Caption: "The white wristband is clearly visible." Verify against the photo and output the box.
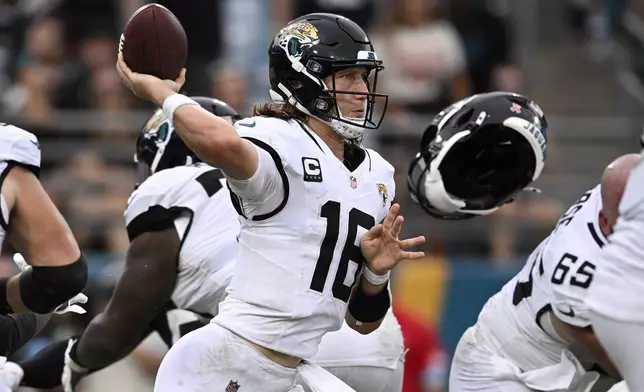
[362,267,390,286]
[162,93,199,123]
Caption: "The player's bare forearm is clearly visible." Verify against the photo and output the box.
[147,84,257,179]
[8,167,80,268]
[75,228,178,370]
[75,312,150,369]
[3,168,86,314]
[171,105,258,180]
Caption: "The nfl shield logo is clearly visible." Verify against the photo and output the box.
[350,176,358,189]
[226,380,240,392]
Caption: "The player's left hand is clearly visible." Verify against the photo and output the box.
[12,253,88,315]
[360,203,425,275]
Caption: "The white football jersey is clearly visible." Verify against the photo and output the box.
[124,163,239,317]
[310,308,404,370]
[0,123,41,251]
[473,185,607,370]
[587,155,644,322]
[214,117,395,359]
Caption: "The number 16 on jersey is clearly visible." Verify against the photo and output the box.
[309,201,376,303]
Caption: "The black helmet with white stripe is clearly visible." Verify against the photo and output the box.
[268,13,388,140]
[135,96,241,183]
[407,92,548,220]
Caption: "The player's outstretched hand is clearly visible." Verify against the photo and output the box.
[360,203,425,275]
[116,53,185,103]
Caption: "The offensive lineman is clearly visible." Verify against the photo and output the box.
[118,13,425,392]
[587,151,644,391]
[449,153,640,392]
[0,123,88,390]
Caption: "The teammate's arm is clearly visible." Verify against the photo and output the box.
[1,166,86,314]
[551,316,621,379]
[17,227,178,389]
[72,227,179,371]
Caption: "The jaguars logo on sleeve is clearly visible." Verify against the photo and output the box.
[377,183,388,206]
[277,22,320,58]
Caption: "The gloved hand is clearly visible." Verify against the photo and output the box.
[12,253,88,315]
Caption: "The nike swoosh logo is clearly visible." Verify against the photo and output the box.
[30,140,41,150]
[237,121,256,128]
[556,306,575,317]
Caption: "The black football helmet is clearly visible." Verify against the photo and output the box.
[135,96,242,184]
[407,92,548,220]
[268,13,388,139]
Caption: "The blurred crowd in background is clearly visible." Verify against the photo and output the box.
[0,0,642,391]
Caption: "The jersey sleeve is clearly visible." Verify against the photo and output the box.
[225,118,288,220]
[0,124,41,175]
[124,173,191,241]
[548,246,595,328]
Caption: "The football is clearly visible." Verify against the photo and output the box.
[119,3,187,80]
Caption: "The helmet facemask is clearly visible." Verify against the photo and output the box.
[313,60,388,140]
[272,59,388,140]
